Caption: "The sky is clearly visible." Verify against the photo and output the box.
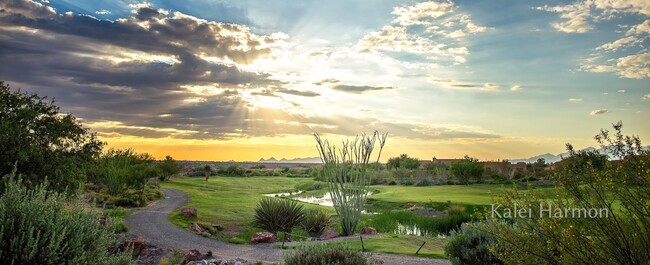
[0,0,649,162]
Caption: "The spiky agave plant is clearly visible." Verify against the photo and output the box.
[314,131,387,236]
[253,197,305,238]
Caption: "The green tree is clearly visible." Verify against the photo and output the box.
[386,154,421,170]
[449,156,485,184]
[0,81,103,191]
[158,155,183,181]
[203,165,211,181]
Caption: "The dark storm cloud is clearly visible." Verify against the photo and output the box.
[332,84,393,93]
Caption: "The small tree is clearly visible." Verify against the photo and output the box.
[386,154,421,169]
[203,165,211,181]
[314,131,387,235]
[158,155,183,181]
[449,156,484,184]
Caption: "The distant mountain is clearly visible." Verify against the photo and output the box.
[509,147,605,164]
[259,157,322,163]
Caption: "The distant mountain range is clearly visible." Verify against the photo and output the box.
[258,157,322,163]
[508,146,650,164]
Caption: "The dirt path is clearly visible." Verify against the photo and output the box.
[124,188,450,265]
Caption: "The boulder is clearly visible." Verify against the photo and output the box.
[319,229,340,240]
[122,239,146,256]
[182,249,202,264]
[250,232,277,244]
[406,203,416,209]
[98,216,107,226]
[360,227,378,235]
[181,207,197,218]
[188,223,204,233]
[211,223,224,231]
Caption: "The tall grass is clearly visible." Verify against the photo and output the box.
[366,211,472,236]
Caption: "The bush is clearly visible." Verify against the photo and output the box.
[284,244,368,265]
[302,209,333,238]
[445,222,502,265]
[446,203,466,216]
[253,197,305,237]
[0,173,131,265]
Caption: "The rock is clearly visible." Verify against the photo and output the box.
[360,227,378,235]
[406,203,416,209]
[181,207,197,218]
[98,216,107,226]
[211,223,224,231]
[250,232,277,244]
[188,223,204,233]
[183,249,202,264]
[123,239,146,256]
[319,229,340,240]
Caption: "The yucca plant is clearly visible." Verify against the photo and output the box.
[302,209,333,238]
[253,197,305,239]
[314,131,387,236]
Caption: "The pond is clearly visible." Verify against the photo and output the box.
[393,222,448,238]
[263,190,304,197]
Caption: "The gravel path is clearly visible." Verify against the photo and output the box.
[124,188,450,265]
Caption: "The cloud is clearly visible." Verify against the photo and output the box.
[332,84,393,94]
[643,93,650,100]
[276,89,320,97]
[95,9,111,15]
[568,98,583,102]
[356,0,488,65]
[590,109,609,115]
[618,89,626,93]
[483,83,499,91]
[510,85,523,91]
[538,1,650,79]
[313,78,340,86]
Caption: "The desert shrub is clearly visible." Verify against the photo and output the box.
[386,154,420,170]
[112,221,129,233]
[445,222,502,265]
[284,244,368,265]
[296,182,325,191]
[253,197,305,237]
[449,156,484,184]
[392,168,414,184]
[0,173,131,265]
[302,209,333,237]
[415,177,433,186]
[481,122,650,264]
[446,204,466,216]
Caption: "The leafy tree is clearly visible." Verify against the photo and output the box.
[480,122,650,264]
[203,165,211,181]
[449,156,485,184]
[0,81,103,191]
[158,155,183,181]
[386,154,421,170]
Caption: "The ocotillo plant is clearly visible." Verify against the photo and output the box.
[314,131,387,235]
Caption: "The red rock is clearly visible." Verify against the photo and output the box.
[250,232,277,244]
[360,227,377,235]
[182,249,202,264]
[180,207,197,218]
[188,223,204,233]
[319,229,340,240]
[98,216,107,226]
[123,239,145,256]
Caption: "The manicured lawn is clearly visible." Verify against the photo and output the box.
[293,235,447,259]
[370,184,559,205]
[161,176,330,243]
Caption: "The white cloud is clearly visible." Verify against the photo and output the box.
[510,85,523,91]
[356,0,488,65]
[483,83,499,91]
[568,98,583,102]
[618,89,625,93]
[538,1,650,79]
[95,9,111,15]
[590,109,609,115]
[643,93,650,100]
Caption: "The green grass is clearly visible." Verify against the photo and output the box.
[161,176,331,243]
[370,184,559,205]
[292,235,447,259]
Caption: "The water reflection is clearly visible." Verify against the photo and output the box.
[263,190,304,197]
[393,222,447,238]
